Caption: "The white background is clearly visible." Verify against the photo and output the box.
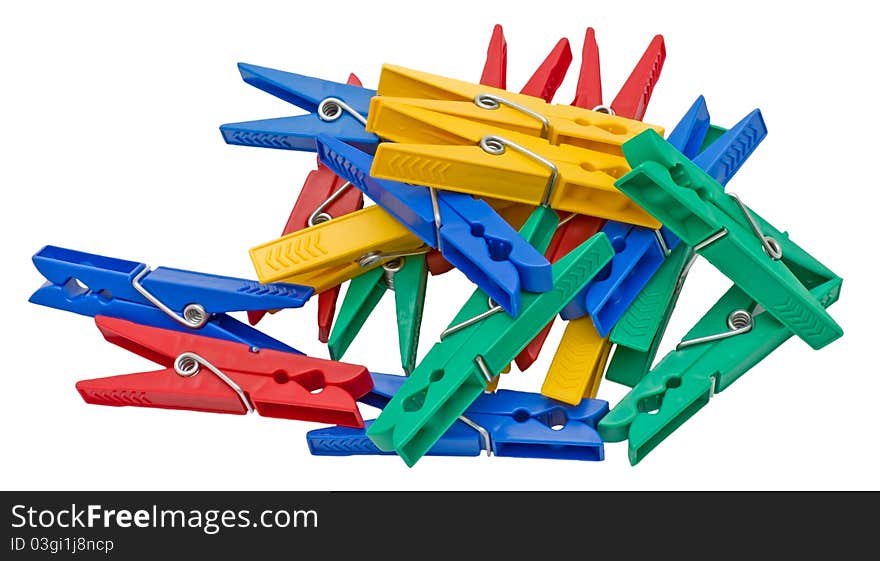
[1,1,877,490]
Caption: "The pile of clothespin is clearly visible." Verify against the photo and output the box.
[29,25,843,466]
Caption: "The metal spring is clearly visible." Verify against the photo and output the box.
[479,135,559,206]
[474,93,550,138]
[382,258,404,290]
[676,309,755,350]
[317,97,367,127]
[173,352,254,413]
[131,267,209,329]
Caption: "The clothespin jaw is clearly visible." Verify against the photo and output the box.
[480,24,508,89]
[572,27,602,110]
[328,253,428,374]
[616,129,843,349]
[366,230,614,466]
[600,276,841,465]
[77,316,374,427]
[248,205,426,288]
[29,245,311,354]
[366,101,661,228]
[541,316,611,404]
[220,63,378,152]
[520,38,572,102]
[607,106,769,387]
[665,96,711,159]
[609,35,665,121]
[315,134,554,317]
[560,221,666,337]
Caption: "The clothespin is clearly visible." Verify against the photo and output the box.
[365,102,661,228]
[308,373,608,461]
[76,316,373,426]
[372,64,663,157]
[571,28,666,120]
[479,24,507,89]
[328,252,428,374]
[514,213,606,371]
[315,135,553,317]
[540,316,612,405]
[366,71,663,156]
[599,275,842,465]
[365,224,614,466]
[249,205,427,292]
[245,73,366,342]
[608,101,768,387]
[220,63,378,152]
[615,128,843,350]
[29,245,312,354]
[559,220,666,336]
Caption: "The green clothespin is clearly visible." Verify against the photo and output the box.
[608,109,766,387]
[615,128,843,350]
[328,253,428,373]
[599,274,841,465]
[367,208,615,467]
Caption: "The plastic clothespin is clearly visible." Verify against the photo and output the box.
[479,24,507,89]
[76,316,373,426]
[245,73,366,343]
[514,213,606,371]
[540,316,612,405]
[249,205,426,292]
[328,253,428,374]
[315,135,553,317]
[372,64,664,157]
[308,373,608,461]
[608,101,768,387]
[365,225,614,466]
[365,103,661,228]
[572,28,666,121]
[220,63,378,152]
[599,274,842,465]
[29,245,312,354]
[616,129,843,350]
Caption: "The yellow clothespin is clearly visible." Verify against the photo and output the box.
[374,64,663,155]
[366,103,660,228]
[541,317,612,404]
[249,206,426,290]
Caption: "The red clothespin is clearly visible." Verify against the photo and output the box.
[520,37,572,102]
[247,74,365,342]
[514,213,605,371]
[480,24,507,89]
[76,316,373,427]
[572,28,666,121]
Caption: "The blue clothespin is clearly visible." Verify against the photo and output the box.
[316,135,553,316]
[307,373,609,461]
[666,95,711,159]
[29,245,312,353]
[560,220,665,335]
[220,63,379,152]
[560,102,768,334]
